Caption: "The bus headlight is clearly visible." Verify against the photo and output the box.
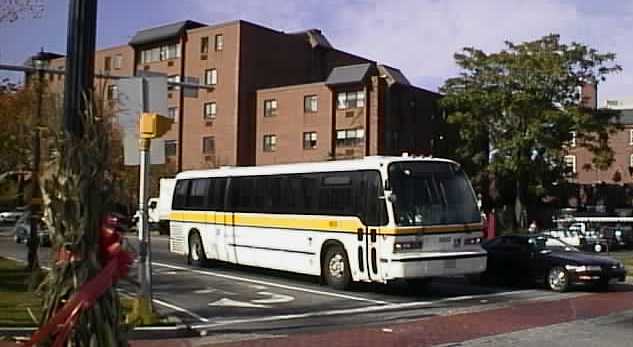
[464,237,482,245]
[394,241,423,252]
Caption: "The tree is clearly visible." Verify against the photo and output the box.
[441,34,621,229]
[0,0,44,22]
[0,81,33,174]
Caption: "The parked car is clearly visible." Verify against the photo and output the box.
[541,229,583,247]
[14,212,50,246]
[482,234,626,292]
[0,207,27,225]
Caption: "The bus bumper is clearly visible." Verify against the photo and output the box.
[383,253,487,280]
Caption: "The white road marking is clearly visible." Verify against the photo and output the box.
[118,289,210,323]
[194,288,217,294]
[191,289,538,330]
[162,271,180,275]
[209,298,270,309]
[153,261,391,305]
[251,291,294,304]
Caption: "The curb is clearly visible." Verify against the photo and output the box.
[0,324,199,340]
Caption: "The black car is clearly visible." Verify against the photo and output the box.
[482,234,626,292]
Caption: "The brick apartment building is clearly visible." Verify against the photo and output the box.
[32,19,441,172]
[565,92,633,185]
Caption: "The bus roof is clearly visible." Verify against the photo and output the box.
[175,156,458,179]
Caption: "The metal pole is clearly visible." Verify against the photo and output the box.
[137,78,153,314]
[137,137,152,309]
[63,0,97,138]
[27,67,43,270]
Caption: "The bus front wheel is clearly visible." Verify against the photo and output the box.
[188,231,208,266]
[323,245,351,290]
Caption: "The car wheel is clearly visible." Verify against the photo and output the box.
[547,266,570,292]
[323,245,351,290]
[594,244,603,253]
[187,231,208,266]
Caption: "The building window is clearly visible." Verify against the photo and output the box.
[336,128,365,147]
[569,131,576,147]
[201,36,209,53]
[202,136,215,154]
[113,54,122,70]
[629,130,633,145]
[215,34,224,51]
[564,155,576,174]
[336,90,365,109]
[263,135,277,152]
[264,99,278,117]
[303,132,318,150]
[630,154,633,169]
[167,75,180,90]
[139,43,180,64]
[106,85,118,101]
[104,56,112,71]
[204,102,217,119]
[304,95,318,113]
[204,68,217,85]
[168,107,178,121]
[165,140,177,157]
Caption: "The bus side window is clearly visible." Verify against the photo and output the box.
[186,179,211,210]
[172,180,190,210]
[364,171,388,226]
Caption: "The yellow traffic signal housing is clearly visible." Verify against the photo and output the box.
[139,112,174,139]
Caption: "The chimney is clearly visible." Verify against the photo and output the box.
[580,79,597,110]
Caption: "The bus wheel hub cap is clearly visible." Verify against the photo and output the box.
[329,254,344,278]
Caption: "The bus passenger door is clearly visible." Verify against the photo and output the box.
[361,171,386,282]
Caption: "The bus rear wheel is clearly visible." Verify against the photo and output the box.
[188,231,208,266]
[323,245,351,290]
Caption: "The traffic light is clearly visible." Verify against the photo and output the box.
[139,112,173,139]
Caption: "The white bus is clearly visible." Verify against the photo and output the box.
[169,156,486,289]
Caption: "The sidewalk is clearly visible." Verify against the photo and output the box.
[3,290,633,347]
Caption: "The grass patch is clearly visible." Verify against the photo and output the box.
[0,257,178,327]
[0,258,44,327]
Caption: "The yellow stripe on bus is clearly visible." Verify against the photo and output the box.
[169,211,483,236]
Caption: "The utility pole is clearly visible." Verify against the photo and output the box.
[63,0,97,138]
[27,55,45,271]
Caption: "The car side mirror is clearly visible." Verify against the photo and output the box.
[388,194,397,203]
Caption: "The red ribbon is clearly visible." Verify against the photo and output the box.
[26,224,133,347]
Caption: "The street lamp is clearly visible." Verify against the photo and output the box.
[26,51,46,270]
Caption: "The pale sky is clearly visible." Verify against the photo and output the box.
[1,0,631,104]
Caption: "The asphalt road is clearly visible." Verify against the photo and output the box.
[1,225,632,337]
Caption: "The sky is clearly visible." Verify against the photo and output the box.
[1,0,632,104]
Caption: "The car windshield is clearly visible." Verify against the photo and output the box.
[388,161,481,226]
[530,236,578,252]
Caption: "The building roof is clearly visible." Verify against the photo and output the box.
[325,63,375,86]
[23,51,64,66]
[289,29,333,49]
[129,20,206,46]
[378,65,410,86]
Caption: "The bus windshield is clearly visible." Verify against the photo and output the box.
[388,161,481,226]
